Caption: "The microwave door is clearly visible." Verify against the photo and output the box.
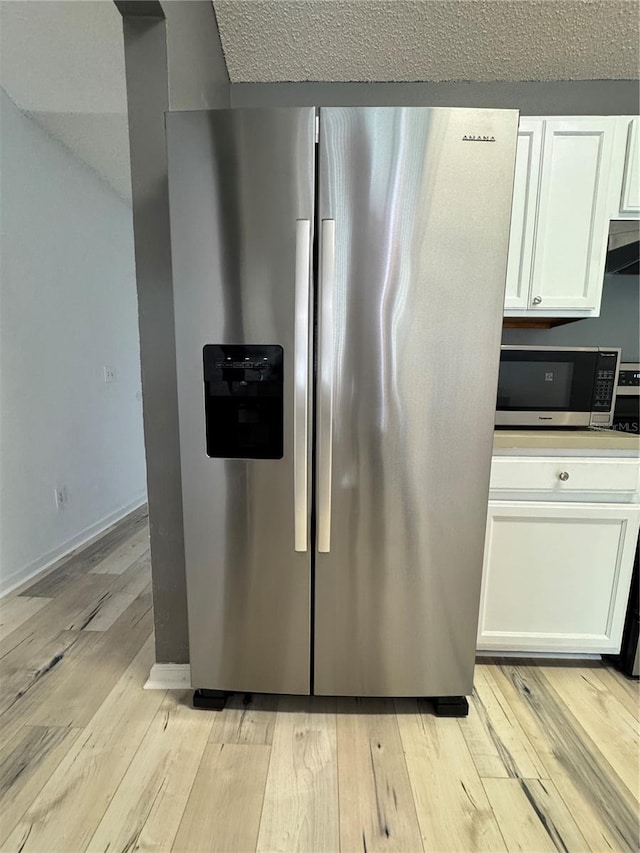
[495,349,598,427]
[497,360,576,410]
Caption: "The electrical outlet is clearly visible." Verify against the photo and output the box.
[104,365,116,383]
[54,486,68,510]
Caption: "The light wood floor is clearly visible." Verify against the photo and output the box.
[0,506,638,852]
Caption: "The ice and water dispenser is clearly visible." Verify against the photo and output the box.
[203,345,284,459]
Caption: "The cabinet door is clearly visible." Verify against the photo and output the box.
[620,117,640,216]
[529,120,615,312]
[477,501,640,653]
[504,121,542,309]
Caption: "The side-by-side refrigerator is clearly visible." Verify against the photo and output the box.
[166,107,518,710]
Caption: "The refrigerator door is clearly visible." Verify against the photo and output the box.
[315,107,518,697]
[167,109,315,694]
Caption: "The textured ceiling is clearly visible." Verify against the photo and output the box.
[0,1,131,199]
[213,0,640,83]
[2,0,637,203]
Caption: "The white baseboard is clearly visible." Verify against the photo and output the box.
[144,663,191,690]
[0,493,147,598]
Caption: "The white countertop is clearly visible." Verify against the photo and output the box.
[493,429,640,457]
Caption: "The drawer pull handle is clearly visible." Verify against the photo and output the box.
[558,471,570,481]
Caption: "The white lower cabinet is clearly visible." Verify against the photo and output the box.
[477,469,640,655]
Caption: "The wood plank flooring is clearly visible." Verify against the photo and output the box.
[0,505,638,852]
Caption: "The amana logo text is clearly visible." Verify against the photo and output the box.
[462,135,496,142]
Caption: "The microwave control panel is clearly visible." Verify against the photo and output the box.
[591,351,619,411]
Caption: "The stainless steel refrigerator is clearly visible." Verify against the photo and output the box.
[166,107,518,712]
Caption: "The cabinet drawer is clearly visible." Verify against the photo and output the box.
[490,457,640,495]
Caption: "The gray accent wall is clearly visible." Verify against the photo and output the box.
[164,1,230,111]
[119,12,187,665]
[502,274,640,361]
[231,80,640,114]
[117,2,230,664]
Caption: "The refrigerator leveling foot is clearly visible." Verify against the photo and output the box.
[432,696,469,717]
[193,689,228,710]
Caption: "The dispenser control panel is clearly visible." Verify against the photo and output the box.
[203,345,283,459]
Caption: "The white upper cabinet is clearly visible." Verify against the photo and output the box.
[504,121,542,310]
[504,117,616,318]
[609,116,640,218]
[530,120,615,312]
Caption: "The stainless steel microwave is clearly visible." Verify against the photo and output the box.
[496,346,621,428]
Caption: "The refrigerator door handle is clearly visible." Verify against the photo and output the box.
[317,219,336,553]
[294,219,311,552]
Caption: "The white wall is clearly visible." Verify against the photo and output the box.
[0,88,147,595]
